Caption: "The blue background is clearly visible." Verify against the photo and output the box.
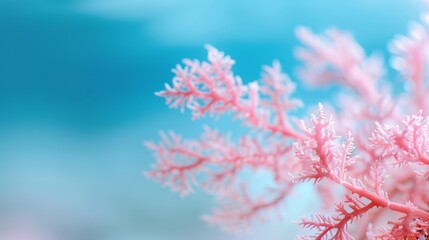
[0,0,424,239]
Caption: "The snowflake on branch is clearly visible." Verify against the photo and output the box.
[146,1,429,239]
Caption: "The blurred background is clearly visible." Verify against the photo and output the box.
[0,0,425,239]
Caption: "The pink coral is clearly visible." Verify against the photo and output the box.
[146,4,429,239]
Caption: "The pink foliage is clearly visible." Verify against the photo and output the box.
[146,4,429,239]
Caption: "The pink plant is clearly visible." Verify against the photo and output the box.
[146,5,429,239]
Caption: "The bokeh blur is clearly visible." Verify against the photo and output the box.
[0,0,425,239]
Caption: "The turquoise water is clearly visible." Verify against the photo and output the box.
[0,0,424,239]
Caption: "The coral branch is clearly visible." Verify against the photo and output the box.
[157,45,302,139]
[147,6,429,237]
[295,27,384,103]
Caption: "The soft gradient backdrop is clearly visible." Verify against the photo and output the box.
[0,0,425,239]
